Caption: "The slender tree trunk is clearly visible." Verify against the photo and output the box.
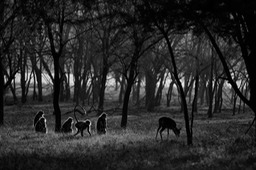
[30,55,43,102]
[119,75,125,103]
[207,55,214,118]
[73,56,80,104]
[214,79,224,113]
[232,94,237,116]
[161,29,192,145]
[81,72,88,104]
[121,80,133,128]
[65,69,71,101]
[10,82,17,103]
[207,80,213,118]
[188,82,194,104]
[59,58,65,102]
[46,20,62,132]
[92,76,100,103]
[33,71,37,100]
[121,59,137,128]
[155,70,165,106]
[166,81,174,107]
[0,60,4,126]
[132,82,136,102]
[191,69,199,138]
[53,56,61,132]
[114,72,120,91]
[136,75,141,106]
[98,61,108,115]
[0,0,5,125]
[145,69,156,112]
[20,48,27,103]
[199,78,206,105]
[243,84,248,113]
[37,61,43,102]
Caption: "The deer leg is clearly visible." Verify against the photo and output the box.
[160,127,165,141]
[156,126,161,140]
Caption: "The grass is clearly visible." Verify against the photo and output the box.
[1,104,256,170]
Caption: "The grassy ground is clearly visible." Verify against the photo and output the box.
[0,104,256,170]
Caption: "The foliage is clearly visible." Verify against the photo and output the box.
[0,0,255,147]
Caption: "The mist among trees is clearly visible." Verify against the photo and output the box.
[1,1,256,169]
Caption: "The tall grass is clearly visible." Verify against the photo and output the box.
[0,106,256,169]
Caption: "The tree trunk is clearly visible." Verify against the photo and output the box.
[121,59,137,128]
[214,79,224,113]
[121,80,133,128]
[232,94,237,116]
[119,75,125,103]
[33,71,37,101]
[114,72,120,91]
[199,78,206,105]
[166,81,174,107]
[136,75,141,106]
[59,58,65,102]
[98,61,108,115]
[30,54,43,102]
[191,70,199,138]
[145,69,156,112]
[0,0,5,126]
[0,60,4,126]
[37,61,43,102]
[10,82,18,103]
[132,82,136,102]
[20,48,27,103]
[92,76,100,104]
[53,56,61,132]
[73,55,80,104]
[162,29,192,145]
[65,69,71,101]
[46,20,62,132]
[155,70,165,106]
[81,72,88,104]
[188,81,194,104]
[207,53,214,118]
[243,84,249,113]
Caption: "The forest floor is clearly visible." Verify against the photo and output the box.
[0,103,256,170]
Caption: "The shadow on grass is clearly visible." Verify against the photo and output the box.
[2,106,256,170]
[0,134,201,170]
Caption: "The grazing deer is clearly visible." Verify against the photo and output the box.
[156,117,181,140]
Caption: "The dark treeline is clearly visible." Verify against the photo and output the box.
[0,0,255,145]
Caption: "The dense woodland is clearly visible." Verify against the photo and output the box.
[0,0,255,147]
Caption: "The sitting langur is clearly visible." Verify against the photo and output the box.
[35,115,47,133]
[61,117,73,133]
[73,106,91,137]
[33,110,44,127]
[96,112,107,135]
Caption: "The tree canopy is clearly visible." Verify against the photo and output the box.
[0,0,255,145]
